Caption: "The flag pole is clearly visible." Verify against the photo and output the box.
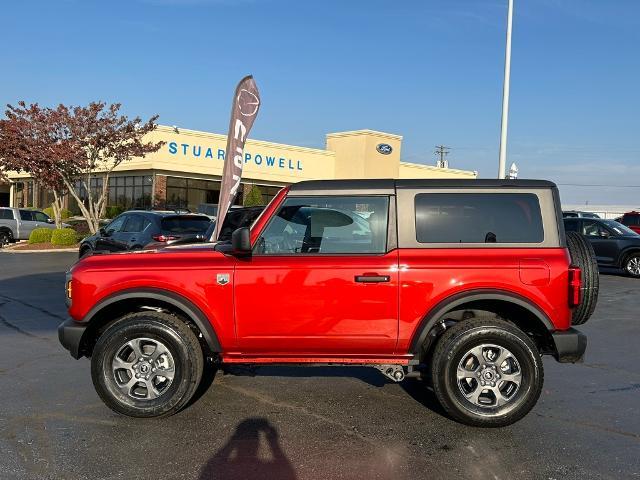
[498,0,514,179]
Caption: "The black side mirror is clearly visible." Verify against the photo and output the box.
[231,227,251,257]
[46,218,54,224]
[99,227,109,237]
[599,230,611,238]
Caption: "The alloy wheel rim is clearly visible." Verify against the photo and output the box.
[456,343,522,409]
[627,257,640,276]
[111,337,175,400]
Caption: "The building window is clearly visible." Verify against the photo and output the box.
[13,182,24,208]
[166,177,242,212]
[69,175,152,214]
[108,176,153,209]
[26,181,34,207]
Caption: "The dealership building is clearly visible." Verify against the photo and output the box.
[2,126,477,212]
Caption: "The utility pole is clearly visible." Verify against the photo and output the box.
[435,145,450,168]
[498,0,514,179]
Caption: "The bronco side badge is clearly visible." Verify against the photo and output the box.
[216,273,230,285]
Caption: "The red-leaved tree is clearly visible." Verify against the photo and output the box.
[0,102,163,233]
[0,103,73,227]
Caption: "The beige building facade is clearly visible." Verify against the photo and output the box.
[5,126,476,211]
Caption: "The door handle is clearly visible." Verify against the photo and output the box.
[355,274,390,283]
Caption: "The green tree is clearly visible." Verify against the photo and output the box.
[243,185,264,207]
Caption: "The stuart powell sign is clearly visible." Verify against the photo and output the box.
[167,142,303,171]
[213,75,261,241]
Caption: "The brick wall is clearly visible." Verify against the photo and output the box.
[154,174,167,209]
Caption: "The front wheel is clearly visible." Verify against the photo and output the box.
[624,253,640,278]
[430,317,543,427]
[0,230,12,248]
[91,311,204,418]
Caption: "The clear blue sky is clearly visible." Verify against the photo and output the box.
[2,0,639,204]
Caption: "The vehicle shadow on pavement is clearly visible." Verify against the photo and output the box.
[198,417,297,480]
[400,378,450,419]
[221,365,388,387]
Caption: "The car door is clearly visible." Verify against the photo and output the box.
[120,214,149,250]
[581,220,618,265]
[17,209,40,239]
[95,215,128,252]
[233,195,399,355]
[31,210,55,230]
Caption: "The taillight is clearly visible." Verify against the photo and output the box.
[152,234,178,242]
[569,266,582,306]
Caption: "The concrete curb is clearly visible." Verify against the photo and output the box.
[1,248,78,253]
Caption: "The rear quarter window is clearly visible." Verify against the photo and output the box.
[415,193,544,244]
[161,216,212,233]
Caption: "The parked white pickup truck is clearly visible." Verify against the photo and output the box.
[0,207,59,246]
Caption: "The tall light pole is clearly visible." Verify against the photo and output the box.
[498,0,514,179]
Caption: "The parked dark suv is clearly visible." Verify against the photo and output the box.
[167,206,266,247]
[79,211,212,258]
[564,217,640,277]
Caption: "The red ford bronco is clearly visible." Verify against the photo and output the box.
[59,179,598,427]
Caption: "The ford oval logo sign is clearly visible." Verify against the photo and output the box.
[376,143,393,155]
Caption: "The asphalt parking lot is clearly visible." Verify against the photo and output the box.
[0,252,638,480]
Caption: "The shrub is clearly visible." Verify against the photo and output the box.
[28,228,54,244]
[51,228,78,246]
[43,206,72,220]
[243,185,264,207]
[105,205,125,219]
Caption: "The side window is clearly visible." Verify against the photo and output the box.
[33,211,50,223]
[0,209,14,220]
[415,193,544,244]
[256,196,389,255]
[105,215,127,234]
[122,215,147,233]
[582,220,608,237]
[564,219,580,233]
[19,210,34,221]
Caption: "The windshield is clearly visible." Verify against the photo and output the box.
[602,220,637,236]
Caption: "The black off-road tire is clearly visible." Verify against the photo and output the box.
[430,317,544,427]
[623,252,640,278]
[0,229,12,248]
[91,311,204,418]
[566,231,599,325]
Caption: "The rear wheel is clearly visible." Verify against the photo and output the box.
[624,253,640,278]
[91,311,204,418]
[565,231,599,325]
[430,317,543,427]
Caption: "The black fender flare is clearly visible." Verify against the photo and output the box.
[82,288,222,352]
[408,289,554,354]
